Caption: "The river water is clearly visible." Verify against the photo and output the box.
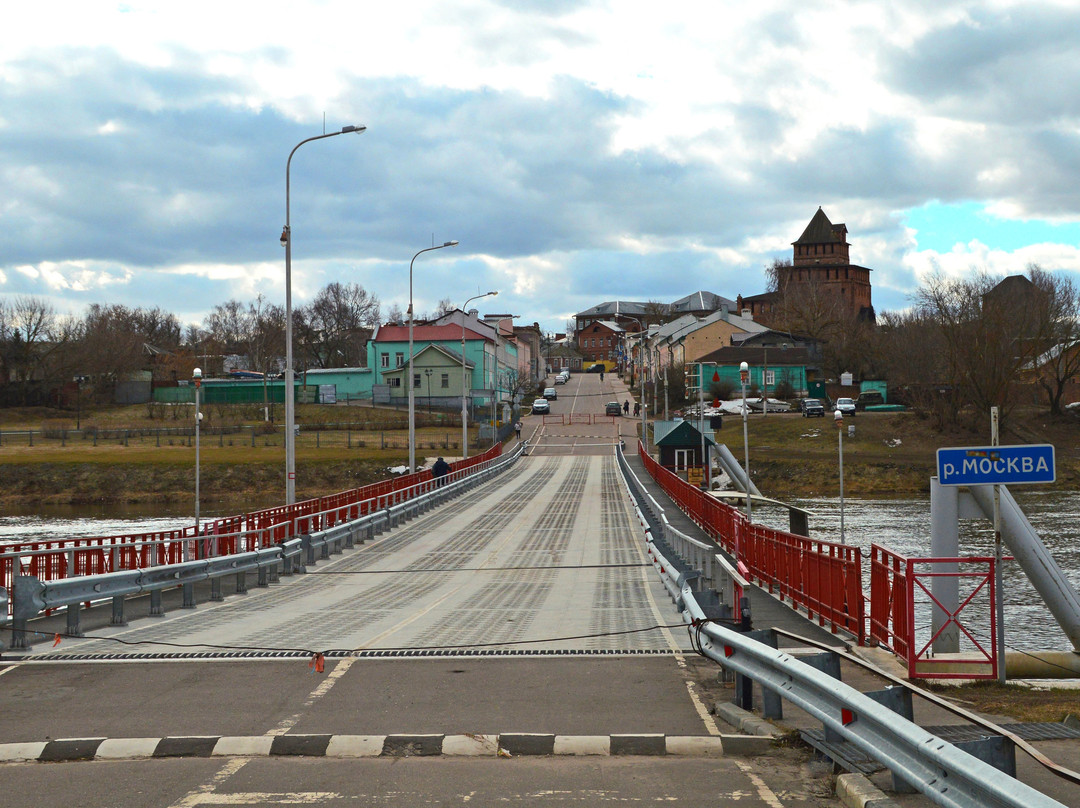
[3,492,1079,655]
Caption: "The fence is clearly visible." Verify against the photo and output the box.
[1,443,504,611]
[637,440,865,643]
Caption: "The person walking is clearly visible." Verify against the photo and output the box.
[623,399,629,415]
[514,421,522,441]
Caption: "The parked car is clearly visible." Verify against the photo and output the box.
[801,398,825,417]
[587,363,605,373]
[856,390,885,409]
[835,397,857,416]
[604,401,622,416]
[553,374,566,385]
[543,387,558,400]
[531,398,550,414]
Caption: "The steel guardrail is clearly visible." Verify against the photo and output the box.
[5,441,528,651]
[614,443,1067,808]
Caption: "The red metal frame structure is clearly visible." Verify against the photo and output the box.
[2,444,504,605]
[906,555,999,680]
[638,440,864,643]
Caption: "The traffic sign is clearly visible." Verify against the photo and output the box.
[936,444,1055,486]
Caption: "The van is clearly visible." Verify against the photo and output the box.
[856,390,885,410]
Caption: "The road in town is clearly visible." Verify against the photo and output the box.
[0,371,853,806]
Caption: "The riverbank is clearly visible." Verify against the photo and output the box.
[2,405,1078,505]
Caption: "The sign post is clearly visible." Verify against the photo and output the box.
[936,433,1055,682]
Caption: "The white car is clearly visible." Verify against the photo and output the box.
[553,375,566,385]
[531,398,550,414]
[835,397,857,417]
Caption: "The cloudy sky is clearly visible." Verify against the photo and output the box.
[4,0,1080,335]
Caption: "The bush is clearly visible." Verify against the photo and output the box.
[773,380,796,400]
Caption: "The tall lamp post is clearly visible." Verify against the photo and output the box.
[281,124,366,505]
[835,408,846,544]
[460,291,498,457]
[740,361,751,525]
[193,367,203,537]
[408,241,458,473]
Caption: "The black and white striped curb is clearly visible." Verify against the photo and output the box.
[0,732,776,763]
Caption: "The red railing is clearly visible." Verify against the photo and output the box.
[2,444,504,603]
[869,544,909,658]
[638,440,864,642]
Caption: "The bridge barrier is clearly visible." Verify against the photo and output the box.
[615,444,1067,808]
[1,443,506,614]
[636,440,863,642]
[4,442,527,649]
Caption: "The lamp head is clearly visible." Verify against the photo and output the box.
[444,240,459,247]
[341,125,367,134]
[193,367,202,379]
[280,227,289,247]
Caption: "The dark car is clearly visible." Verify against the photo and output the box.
[604,401,622,416]
[801,398,825,417]
[587,363,605,373]
[856,390,885,410]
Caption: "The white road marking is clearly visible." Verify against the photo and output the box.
[736,759,786,808]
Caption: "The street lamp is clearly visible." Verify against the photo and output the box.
[740,361,751,524]
[461,291,498,457]
[282,123,366,505]
[408,241,458,473]
[424,369,432,412]
[835,408,846,544]
[73,375,88,431]
[193,367,203,538]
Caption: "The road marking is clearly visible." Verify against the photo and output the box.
[167,756,251,808]
[617,488,720,736]
[0,666,17,678]
[736,759,786,808]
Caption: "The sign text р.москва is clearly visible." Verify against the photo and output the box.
[936,444,1056,487]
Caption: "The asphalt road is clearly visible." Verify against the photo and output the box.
[0,371,854,806]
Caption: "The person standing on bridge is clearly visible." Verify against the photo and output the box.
[431,456,451,486]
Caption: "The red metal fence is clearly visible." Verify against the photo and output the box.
[2,444,504,603]
[638,441,864,642]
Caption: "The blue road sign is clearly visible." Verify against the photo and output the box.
[936,444,1055,486]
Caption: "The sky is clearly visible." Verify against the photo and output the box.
[4,0,1080,336]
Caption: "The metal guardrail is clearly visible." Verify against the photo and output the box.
[614,442,1067,808]
[3,442,528,652]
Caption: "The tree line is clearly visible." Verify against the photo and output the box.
[0,281,380,407]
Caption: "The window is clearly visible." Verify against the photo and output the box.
[441,373,449,389]
[765,370,775,386]
[381,354,389,368]
[395,352,404,367]
[413,374,421,388]
[389,377,401,388]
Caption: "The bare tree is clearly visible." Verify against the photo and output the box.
[298,281,380,368]
[1026,264,1080,414]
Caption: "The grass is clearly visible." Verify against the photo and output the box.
[924,680,1080,724]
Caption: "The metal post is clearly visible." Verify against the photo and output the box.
[740,361,751,525]
[282,124,366,504]
[835,408,846,544]
[409,241,458,472]
[992,406,1005,683]
[461,291,497,458]
[194,369,201,541]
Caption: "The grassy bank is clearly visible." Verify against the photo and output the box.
[2,404,1078,505]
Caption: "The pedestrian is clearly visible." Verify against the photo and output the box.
[432,456,451,486]
[623,399,629,414]
[600,370,605,382]
[633,401,640,417]
[514,421,522,441]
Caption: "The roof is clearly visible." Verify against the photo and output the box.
[382,342,475,370]
[695,345,815,366]
[587,320,626,333]
[669,291,736,314]
[793,207,848,246]
[575,300,650,319]
[373,323,490,343]
[654,420,718,448]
